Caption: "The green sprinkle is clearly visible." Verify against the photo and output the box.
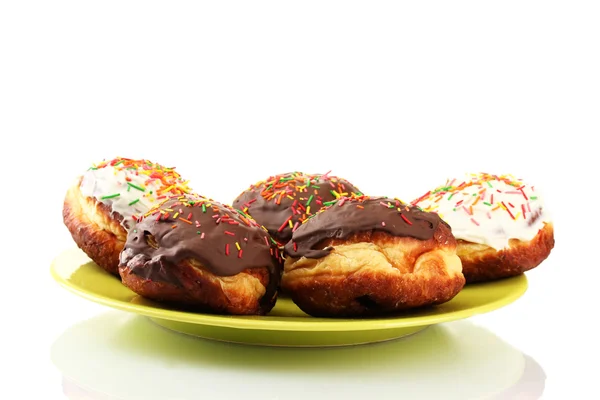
[312,185,321,189]
[453,207,457,211]
[306,195,314,206]
[306,179,311,187]
[483,202,492,206]
[487,181,493,188]
[129,199,140,206]
[202,204,206,213]
[355,192,363,196]
[433,186,452,193]
[101,193,120,200]
[127,182,146,192]
[149,190,153,194]
[530,196,538,200]
[448,193,455,200]
[323,200,337,206]
[472,193,477,196]
[114,160,123,166]
[88,167,98,171]
[197,231,201,235]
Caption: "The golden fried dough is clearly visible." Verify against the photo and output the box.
[456,223,554,283]
[63,182,126,275]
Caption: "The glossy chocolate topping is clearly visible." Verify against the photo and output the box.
[120,194,281,305]
[233,172,362,244]
[284,196,449,259]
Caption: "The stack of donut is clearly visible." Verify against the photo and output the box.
[64,161,554,317]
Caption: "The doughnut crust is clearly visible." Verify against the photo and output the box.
[282,218,465,318]
[457,222,554,283]
[119,255,276,315]
[63,181,126,275]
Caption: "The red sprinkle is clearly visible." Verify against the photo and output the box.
[502,201,515,219]
[278,215,293,232]
[401,214,412,225]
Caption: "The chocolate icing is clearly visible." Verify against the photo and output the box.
[120,194,281,307]
[284,196,449,259]
[233,172,361,244]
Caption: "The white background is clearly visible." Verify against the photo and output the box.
[1,1,598,399]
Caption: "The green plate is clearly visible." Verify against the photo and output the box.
[50,248,528,347]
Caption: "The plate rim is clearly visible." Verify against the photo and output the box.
[51,249,528,332]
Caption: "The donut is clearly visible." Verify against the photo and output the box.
[62,157,191,275]
[232,171,362,245]
[412,173,554,283]
[282,196,465,317]
[119,194,282,315]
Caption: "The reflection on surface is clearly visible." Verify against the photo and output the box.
[51,312,544,400]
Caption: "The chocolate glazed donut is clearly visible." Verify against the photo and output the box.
[233,172,362,245]
[282,196,465,317]
[119,194,282,315]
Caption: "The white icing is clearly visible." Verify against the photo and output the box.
[80,165,176,230]
[414,174,551,250]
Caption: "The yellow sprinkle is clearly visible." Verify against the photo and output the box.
[306,206,311,214]
[332,191,340,199]
[173,212,179,219]
[286,195,294,200]
[514,212,521,220]
[288,219,293,228]
[235,242,241,250]
[159,184,175,194]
